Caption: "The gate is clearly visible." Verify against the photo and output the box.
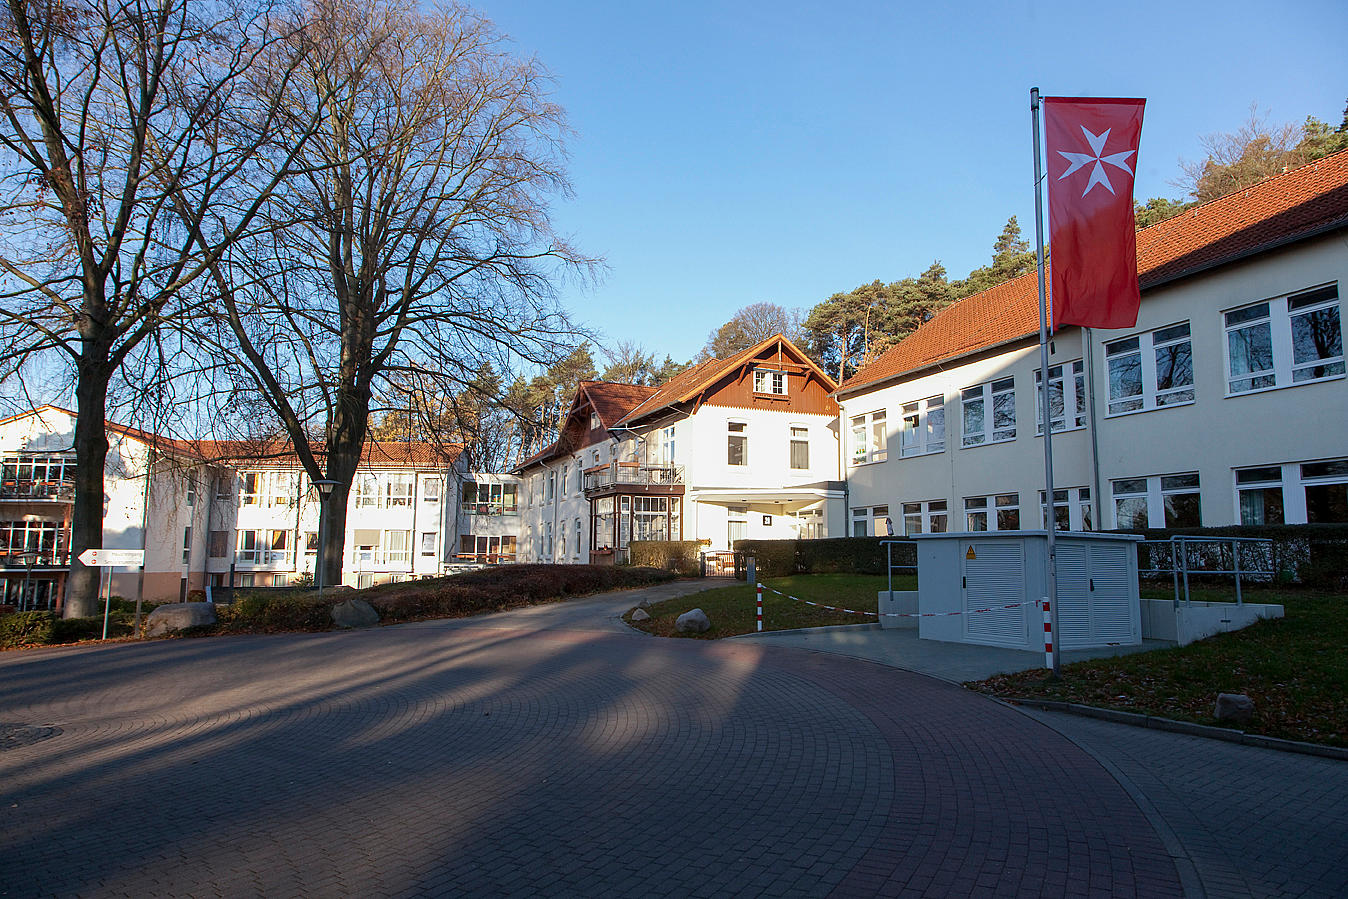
[701,551,736,577]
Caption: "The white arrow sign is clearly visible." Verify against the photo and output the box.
[78,548,145,567]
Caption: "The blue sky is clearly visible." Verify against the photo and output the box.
[478,0,1348,366]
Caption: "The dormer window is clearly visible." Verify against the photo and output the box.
[753,369,786,395]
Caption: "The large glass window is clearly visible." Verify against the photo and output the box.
[961,378,1015,448]
[633,496,671,541]
[1111,475,1199,528]
[900,395,945,458]
[1035,360,1086,433]
[1236,466,1284,525]
[789,426,809,470]
[753,369,787,395]
[1106,322,1194,415]
[902,500,947,535]
[850,410,887,465]
[965,493,1020,531]
[1225,284,1343,393]
[727,421,747,466]
[1302,460,1348,523]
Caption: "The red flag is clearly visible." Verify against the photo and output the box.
[1044,97,1145,329]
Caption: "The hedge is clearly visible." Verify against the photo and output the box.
[629,540,708,575]
[1116,524,1348,589]
[731,537,914,578]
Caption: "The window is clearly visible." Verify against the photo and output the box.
[208,530,228,558]
[1106,322,1194,415]
[559,521,567,558]
[901,500,947,536]
[851,507,868,537]
[304,531,318,555]
[849,410,887,465]
[1303,460,1348,523]
[789,426,809,470]
[186,482,195,506]
[1236,466,1284,525]
[633,497,672,541]
[546,471,555,503]
[727,513,747,547]
[561,464,570,497]
[213,475,231,501]
[1038,487,1093,531]
[727,421,747,466]
[1112,474,1199,528]
[271,574,287,587]
[1225,284,1343,393]
[182,527,192,565]
[422,478,440,502]
[235,573,255,588]
[900,396,945,457]
[590,412,601,430]
[1035,360,1086,432]
[872,505,892,536]
[421,532,437,556]
[753,368,786,395]
[961,378,1015,447]
[503,483,518,514]
[236,529,290,564]
[660,426,676,464]
[384,530,410,564]
[1,453,76,483]
[574,518,582,558]
[545,522,553,557]
[965,493,1020,531]
[385,474,414,507]
[240,472,262,505]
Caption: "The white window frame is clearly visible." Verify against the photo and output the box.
[1035,359,1087,434]
[1105,322,1195,416]
[753,368,787,395]
[1234,465,1285,525]
[420,532,437,556]
[900,395,945,458]
[727,420,748,467]
[789,425,809,470]
[660,426,676,464]
[851,507,868,537]
[1037,487,1093,531]
[1110,474,1200,529]
[1224,283,1343,395]
[850,410,887,466]
[964,493,1021,532]
[901,499,947,536]
[422,478,441,502]
[960,378,1015,448]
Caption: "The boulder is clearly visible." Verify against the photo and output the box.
[675,608,711,634]
[331,598,380,629]
[1214,692,1255,725]
[637,599,653,610]
[630,608,651,622]
[145,602,217,638]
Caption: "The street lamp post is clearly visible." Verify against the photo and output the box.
[312,480,340,603]
[19,550,40,612]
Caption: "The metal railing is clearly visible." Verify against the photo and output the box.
[462,502,519,516]
[1,551,70,568]
[582,464,684,494]
[1138,535,1275,606]
[880,540,919,595]
[0,481,75,501]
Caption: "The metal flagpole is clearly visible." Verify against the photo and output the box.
[1031,87,1061,677]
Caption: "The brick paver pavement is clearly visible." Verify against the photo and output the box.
[1,587,1181,897]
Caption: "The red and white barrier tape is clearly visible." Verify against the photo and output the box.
[758,584,1041,619]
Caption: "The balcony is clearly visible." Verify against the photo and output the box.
[355,549,412,568]
[582,463,685,497]
[1,551,70,569]
[234,549,292,567]
[463,502,519,517]
[0,481,76,502]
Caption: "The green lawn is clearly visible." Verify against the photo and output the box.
[626,574,912,638]
[974,585,1347,747]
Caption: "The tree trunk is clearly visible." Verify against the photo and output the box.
[318,480,351,589]
[65,360,112,618]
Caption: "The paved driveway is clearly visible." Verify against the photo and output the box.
[0,582,1182,897]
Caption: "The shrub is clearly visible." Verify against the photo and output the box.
[1116,523,1348,589]
[629,540,707,575]
[0,611,54,648]
[731,537,905,578]
[50,616,133,642]
[216,591,330,633]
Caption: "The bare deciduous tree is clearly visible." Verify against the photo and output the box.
[0,0,315,616]
[201,0,593,586]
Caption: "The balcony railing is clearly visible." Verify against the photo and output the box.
[583,463,684,495]
[463,502,519,517]
[234,549,292,566]
[0,481,76,501]
[454,552,517,565]
[355,549,412,567]
[1,551,70,568]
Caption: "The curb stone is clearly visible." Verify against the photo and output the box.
[1005,698,1348,761]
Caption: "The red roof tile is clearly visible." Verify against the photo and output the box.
[840,149,1348,395]
[578,381,658,428]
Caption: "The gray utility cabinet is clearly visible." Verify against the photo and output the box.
[911,531,1143,651]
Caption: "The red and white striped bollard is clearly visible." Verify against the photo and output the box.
[756,583,763,632]
[1042,598,1053,669]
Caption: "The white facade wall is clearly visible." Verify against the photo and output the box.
[841,234,1348,531]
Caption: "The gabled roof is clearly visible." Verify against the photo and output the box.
[617,334,838,425]
[840,148,1348,397]
[577,381,658,429]
[0,406,462,470]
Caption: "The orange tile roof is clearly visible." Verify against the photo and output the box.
[840,148,1348,396]
[578,381,658,428]
[618,335,836,424]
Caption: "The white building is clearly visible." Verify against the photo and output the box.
[0,405,523,609]
[515,335,846,563]
[837,150,1348,534]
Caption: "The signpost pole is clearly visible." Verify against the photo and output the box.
[101,566,112,640]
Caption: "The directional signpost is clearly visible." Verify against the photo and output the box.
[78,549,146,639]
